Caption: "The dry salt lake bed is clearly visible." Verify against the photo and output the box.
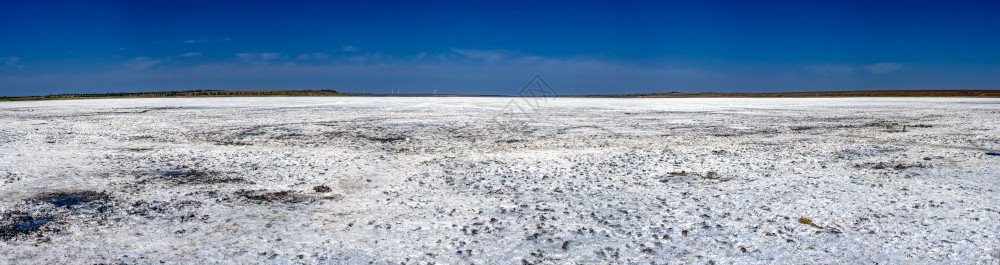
[1,97,998,264]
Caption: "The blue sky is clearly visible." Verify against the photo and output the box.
[2,0,999,96]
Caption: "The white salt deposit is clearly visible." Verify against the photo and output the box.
[1,97,998,264]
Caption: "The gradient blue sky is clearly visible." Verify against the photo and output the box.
[2,0,999,96]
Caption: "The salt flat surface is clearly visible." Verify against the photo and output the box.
[1,97,998,264]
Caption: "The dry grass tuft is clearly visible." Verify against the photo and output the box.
[798,217,823,229]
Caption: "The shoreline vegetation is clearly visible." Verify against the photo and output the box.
[2,89,1000,101]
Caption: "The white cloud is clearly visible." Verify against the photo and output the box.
[296,52,330,60]
[124,56,160,70]
[12,49,945,96]
[4,56,24,69]
[183,37,230,44]
[235,52,290,66]
[807,64,855,74]
[178,52,202,57]
[0,49,721,95]
[235,52,290,64]
[808,62,905,74]
[862,62,904,74]
[341,45,359,52]
[236,52,287,61]
[451,48,508,63]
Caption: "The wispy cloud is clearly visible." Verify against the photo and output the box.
[807,64,855,74]
[446,48,548,66]
[4,51,967,97]
[0,49,721,95]
[178,52,202,57]
[296,52,330,60]
[341,45,359,52]
[808,62,905,74]
[235,52,289,65]
[451,48,508,63]
[123,56,160,70]
[862,62,904,74]
[183,37,231,44]
[4,56,24,69]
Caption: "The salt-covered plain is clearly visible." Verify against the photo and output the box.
[1,97,998,264]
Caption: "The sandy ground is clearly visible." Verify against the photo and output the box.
[1,97,998,264]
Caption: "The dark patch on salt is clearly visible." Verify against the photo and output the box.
[15,217,53,231]
[362,135,406,143]
[37,191,107,207]
[158,169,246,185]
[1,213,55,240]
[51,196,87,207]
[236,190,312,204]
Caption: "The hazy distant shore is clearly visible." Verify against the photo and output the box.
[4,89,1000,102]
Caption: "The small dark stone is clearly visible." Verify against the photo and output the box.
[313,185,332,193]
